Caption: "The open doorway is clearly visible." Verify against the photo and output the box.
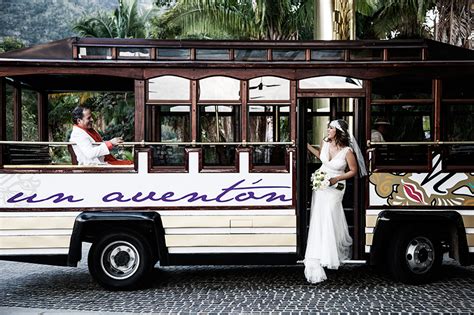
[296,97,366,260]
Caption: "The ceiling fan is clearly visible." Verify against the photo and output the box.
[249,77,281,90]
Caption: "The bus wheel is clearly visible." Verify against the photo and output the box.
[387,227,442,284]
[88,232,153,290]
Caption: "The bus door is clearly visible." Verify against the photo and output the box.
[296,97,366,260]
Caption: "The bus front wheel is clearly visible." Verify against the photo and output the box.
[88,232,153,290]
[387,227,442,284]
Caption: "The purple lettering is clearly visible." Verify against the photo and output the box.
[159,192,175,202]
[7,192,83,204]
[102,192,131,202]
[214,180,245,203]
[234,192,253,202]
[99,179,291,204]
[260,192,291,202]
[131,192,158,202]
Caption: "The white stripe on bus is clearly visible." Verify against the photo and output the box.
[367,209,474,216]
[0,248,69,255]
[0,229,72,236]
[165,234,296,247]
[165,228,296,234]
[167,246,296,254]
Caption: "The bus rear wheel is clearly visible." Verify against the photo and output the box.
[387,227,442,284]
[88,232,153,290]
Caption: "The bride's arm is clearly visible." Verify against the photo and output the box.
[306,140,323,159]
[329,150,358,185]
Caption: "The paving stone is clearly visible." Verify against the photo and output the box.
[0,249,472,314]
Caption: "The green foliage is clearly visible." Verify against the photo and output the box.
[0,0,120,45]
[0,37,25,53]
[21,90,39,141]
[83,93,135,142]
[73,0,156,38]
[47,93,81,163]
[356,0,436,39]
[155,0,175,8]
[49,94,82,142]
[47,92,135,163]
[71,0,139,143]
[153,0,313,40]
[4,85,38,141]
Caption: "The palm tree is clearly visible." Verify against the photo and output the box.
[73,0,155,38]
[434,0,472,48]
[68,0,155,151]
[156,0,314,40]
[356,0,436,39]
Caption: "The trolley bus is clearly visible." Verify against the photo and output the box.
[0,38,473,289]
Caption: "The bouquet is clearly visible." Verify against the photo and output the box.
[310,170,345,191]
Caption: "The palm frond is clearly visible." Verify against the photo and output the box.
[161,0,312,40]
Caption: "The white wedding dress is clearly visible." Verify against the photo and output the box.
[304,142,353,283]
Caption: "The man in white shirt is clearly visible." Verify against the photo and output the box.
[371,118,390,142]
[69,106,127,165]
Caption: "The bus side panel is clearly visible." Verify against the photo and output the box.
[159,210,298,265]
[0,211,77,266]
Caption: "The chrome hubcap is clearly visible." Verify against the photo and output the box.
[405,236,435,274]
[101,241,140,280]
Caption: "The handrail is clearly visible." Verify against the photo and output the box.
[368,140,474,146]
[2,140,472,147]
[0,140,295,146]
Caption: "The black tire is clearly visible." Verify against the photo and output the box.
[88,231,153,290]
[387,227,442,284]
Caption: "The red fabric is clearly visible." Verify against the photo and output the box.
[105,141,113,150]
[76,125,133,165]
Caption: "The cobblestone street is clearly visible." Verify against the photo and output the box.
[0,248,473,314]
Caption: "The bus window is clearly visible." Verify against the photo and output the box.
[199,76,240,101]
[371,76,432,100]
[148,76,190,102]
[248,105,289,167]
[197,76,241,169]
[147,105,191,167]
[370,76,433,170]
[372,104,432,142]
[249,76,290,101]
[444,104,474,139]
[198,105,240,168]
[299,76,362,89]
[442,100,474,171]
[371,104,433,168]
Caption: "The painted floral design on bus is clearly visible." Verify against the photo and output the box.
[370,172,474,206]
[0,174,40,207]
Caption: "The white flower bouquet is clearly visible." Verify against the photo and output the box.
[310,170,344,191]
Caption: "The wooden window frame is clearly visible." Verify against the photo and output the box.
[369,77,436,172]
[145,103,192,172]
[440,99,474,172]
[147,76,192,104]
[247,104,291,172]
[197,103,241,172]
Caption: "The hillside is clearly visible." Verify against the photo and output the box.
[0,0,154,46]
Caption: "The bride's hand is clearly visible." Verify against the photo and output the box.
[329,177,338,186]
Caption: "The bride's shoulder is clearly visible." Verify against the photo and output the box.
[343,146,355,158]
[320,139,326,148]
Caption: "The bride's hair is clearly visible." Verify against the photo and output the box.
[329,119,350,147]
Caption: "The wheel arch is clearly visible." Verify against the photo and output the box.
[67,211,168,267]
[370,210,470,266]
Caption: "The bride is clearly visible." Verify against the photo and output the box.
[304,119,367,283]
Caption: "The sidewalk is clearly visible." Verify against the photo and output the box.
[0,307,141,315]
